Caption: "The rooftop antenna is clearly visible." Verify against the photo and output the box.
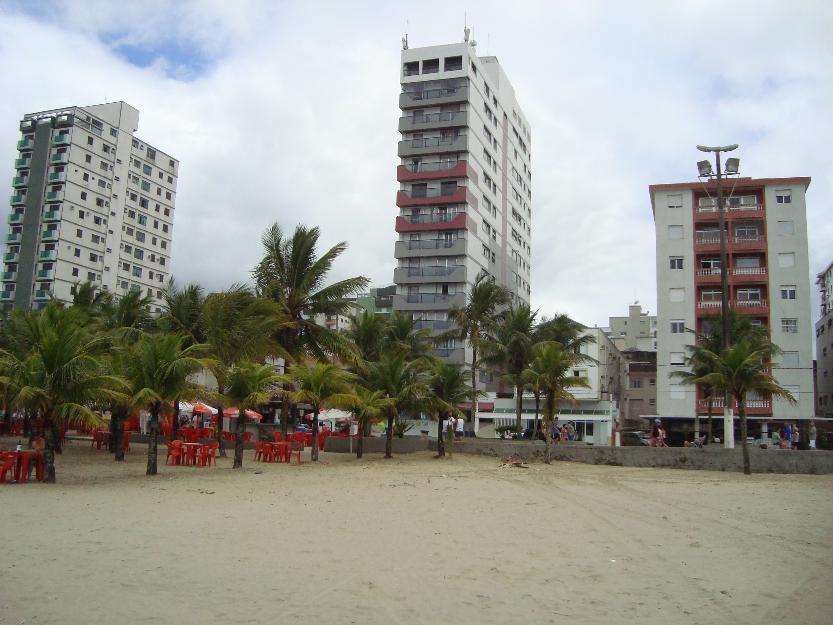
[402,19,409,50]
[464,12,469,42]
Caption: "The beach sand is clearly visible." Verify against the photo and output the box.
[1,438,831,625]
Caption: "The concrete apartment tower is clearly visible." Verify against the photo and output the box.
[650,176,814,436]
[4,101,178,312]
[393,33,533,364]
[815,260,833,419]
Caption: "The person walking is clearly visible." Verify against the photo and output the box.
[809,421,817,449]
[455,415,465,441]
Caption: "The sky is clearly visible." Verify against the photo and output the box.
[0,0,831,328]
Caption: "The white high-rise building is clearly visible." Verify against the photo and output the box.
[650,176,814,433]
[3,101,178,312]
[393,36,533,364]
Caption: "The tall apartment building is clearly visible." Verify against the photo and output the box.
[814,260,833,418]
[3,101,178,312]
[393,36,532,364]
[606,303,657,351]
[650,176,814,433]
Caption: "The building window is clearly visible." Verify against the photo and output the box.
[136,231,146,242]
[132,266,142,277]
[670,352,685,366]
[649,378,656,386]
[134,249,144,260]
[781,351,799,367]
[142,164,152,175]
[671,320,686,333]
[71,267,79,277]
[648,398,656,406]
[146,148,156,161]
[777,253,795,268]
[670,385,685,399]
[775,189,792,204]
[780,285,797,300]
[669,288,685,303]
[85,154,92,164]
[138,215,147,226]
[667,225,683,239]
[669,256,683,270]
[80,192,87,200]
[73,248,80,258]
[781,318,798,333]
[777,220,795,235]
[667,194,682,208]
[87,137,94,146]
[631,378,643,389]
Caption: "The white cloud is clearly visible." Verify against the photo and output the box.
[0,0,831,327]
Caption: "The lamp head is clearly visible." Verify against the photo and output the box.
[697,160,714,177]
[724,157,740,175]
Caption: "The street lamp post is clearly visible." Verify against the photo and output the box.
[696,144,739,447]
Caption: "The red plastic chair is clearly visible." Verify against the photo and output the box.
[165,440,184,465]
[273,431,283,443]
[288,441,303,465]
[253,441,264,462]
[291,432,307,447]
[205,442,219,467]
[242,431,253,443]
[122,430,132,453]
[1,452,17,483]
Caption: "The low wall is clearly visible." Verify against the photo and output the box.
[324,436,431,454]
[432,439,833,475]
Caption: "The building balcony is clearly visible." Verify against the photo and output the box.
[7,213,23,225]
[3,252,19,263]
[731,267,767,283]
[436,347,465,363]
[2,271,17,282]
[696,300,723,312]
[50,153,68,164]
[397,134,468,158]
[12,175,27,188]
[396,186,472,208]
[41,230,59,242]
[6,232,21,244]
[393,265,466,284]
[398,110,469,133]
[33,289,51,301]
[695,268,722,284]
[694,235,721,252]
[17,137,33,150]
[47,172,66,183]
[43,208,61,221]
[731,235,766,251]
[397,160,472,183]
[697,398,771,415]
[0,291,14,302]
[399,86,468,109]
[728,204,763,220]
[10,194,26,206]
[52,133,71,146]
[45,190,63,202]
[395,212,470,233]
[734,299,768,315]
[394,238,466,258]
[14,158,30,169]
[393,292,466,311]
[414,319,452,331]
[38,250,57,262]
[36,269,54,280]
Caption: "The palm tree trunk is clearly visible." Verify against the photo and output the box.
[356,418,364,459]
[43,412,57,483]
[470,347,478,430]
[706,397,713,445]
[534,391,540,442]
[215,384,227,458]
[233,409,246,469]
[311,403,320,462]
[108,412,117,453]
[515,380,523,435]
[739,396,750,475]
[146,405,160,475]
[280,379,291,438]
[113,407,126,462]
[437,412,445,457]
[384,413,394,459]
[544,413,552,465]
[447,417,454,458]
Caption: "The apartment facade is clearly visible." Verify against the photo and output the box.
[393,39,533,364]
[606,303,657,352]
[355,285,395,317]
[650,177,814,430]
[3,102,178,312]
[815,260,833,418]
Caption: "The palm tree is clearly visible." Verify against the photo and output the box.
[481,304,537,434]
[428,362,472,457]
[282,362,357,461]
[253,223,368,433]
[346,309,389,365]
[384,311,434,361]
[201,286,288,455]
[225,361,282,468]
[124,333,214,475]
[364,352,429,458]
[444,272,509,427]
[0,303,128,482]
[346,386,396,459]
[524,342,592,463]
[688,341,795,475]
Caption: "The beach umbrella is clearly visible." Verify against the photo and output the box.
[192,402,218,415]
[223,407,263,420]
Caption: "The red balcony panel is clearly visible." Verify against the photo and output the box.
[731,267,768,283]
[694,269,721,285]
[395,213,471,233]
[697,398,771,415]
[396,187,470,208]
[733,300,768,316]
[693,238,721,253]
[730,236,767,252]
[397,161,471,183]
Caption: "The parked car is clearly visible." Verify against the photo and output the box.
[622,431,650,446]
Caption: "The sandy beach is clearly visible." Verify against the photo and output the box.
[1,438,831,625]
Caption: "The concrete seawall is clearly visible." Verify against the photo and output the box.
[431,439,833,475]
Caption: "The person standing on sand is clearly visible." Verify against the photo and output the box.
[455,415,465,440]
[809,421,817,449]
[650,419,661,447]
[792,423,800,450]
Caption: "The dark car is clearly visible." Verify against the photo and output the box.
[621,431,650,446]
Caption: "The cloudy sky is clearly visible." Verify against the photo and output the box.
[1,0,831,327]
